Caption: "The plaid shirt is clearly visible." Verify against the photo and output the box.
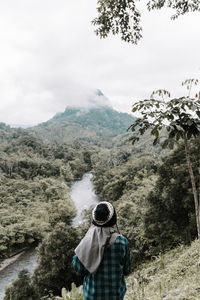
[72,235,132,300]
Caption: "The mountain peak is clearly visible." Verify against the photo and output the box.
[67,89,111,110]
[53,89,112,119]
[29,90,136,145]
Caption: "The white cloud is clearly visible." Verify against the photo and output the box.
[0,0,199,125]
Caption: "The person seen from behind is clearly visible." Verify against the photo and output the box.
[72,201,132,300]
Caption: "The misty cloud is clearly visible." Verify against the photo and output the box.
[0,0,199,125]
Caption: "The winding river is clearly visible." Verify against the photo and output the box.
[0,173,98,300]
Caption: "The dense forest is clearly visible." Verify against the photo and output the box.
[92,138,199,263]
[0,104,199,299]
[0,123,94,259]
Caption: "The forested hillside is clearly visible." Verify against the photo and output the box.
[91,137,199,264]
[1,111,200,300]
[0,123,95,259]
[29,105,136,147]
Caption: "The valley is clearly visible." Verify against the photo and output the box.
[0,100,199,299]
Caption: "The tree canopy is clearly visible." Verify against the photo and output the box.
[93,0,200,43]
[128,79,200,264]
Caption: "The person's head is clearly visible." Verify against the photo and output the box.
[92,201,117,227]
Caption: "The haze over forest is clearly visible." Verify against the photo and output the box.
[0,1,200,299]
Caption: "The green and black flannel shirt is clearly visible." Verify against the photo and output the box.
[72,235,132,300]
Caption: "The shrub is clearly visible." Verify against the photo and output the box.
[33,223,80,297]
[3,269,39,300]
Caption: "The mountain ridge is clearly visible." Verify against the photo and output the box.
[29,105,136,146]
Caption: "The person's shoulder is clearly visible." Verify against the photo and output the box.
[115,235,129,245]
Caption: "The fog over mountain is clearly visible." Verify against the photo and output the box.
[61,89,112,110]
[28,91,136,146]
[0,0,199,128]
[9,88,112,128]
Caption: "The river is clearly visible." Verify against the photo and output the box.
[0,172,98,300]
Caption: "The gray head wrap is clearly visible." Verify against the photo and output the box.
[75,202,120,274]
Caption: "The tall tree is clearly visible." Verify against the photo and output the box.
[4,269,39,300]
[144,140,199,255]
[33,222,79,297]
[128,79,200,261]
[93,0,200,43]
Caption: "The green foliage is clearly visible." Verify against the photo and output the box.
[93,0,200,44]
[148,0,200,19]
[53,106,135,136]
[92,0,142,44]
[0,177,76,258]
[129,82,200,257]
[92,135,199,264]
[60,164,74,182]
[143,139,199,256]
[0,129,93,258]
[2,99,200,299]
[92,150,159,202]
[130,87,200,147]
[33,223,80,297]
[3,269,39,300]
[124,239,200,300]
[0,138,91,181]
[44,240,200,300]
[92,147,159,264]
[30,106,136,147]
[56,284,83,300]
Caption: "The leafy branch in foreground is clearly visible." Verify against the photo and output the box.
[147,0,200,19]
[92,0,142,44]
[92,0,200,44]
[129,79,200,265]
[56,284,83,300]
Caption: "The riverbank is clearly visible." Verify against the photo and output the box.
[0,246,32,272]
[0,251,26,272]
[0,172,98,300]
[0,249,37,300]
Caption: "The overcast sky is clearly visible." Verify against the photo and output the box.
[0,0,200,126]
